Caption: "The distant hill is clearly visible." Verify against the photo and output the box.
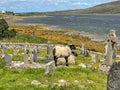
[79,0,120,14]
[45,1,120,15]
[15,1,120,16]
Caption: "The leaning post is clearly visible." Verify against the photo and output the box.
[105,30,118,66]
[46,40,50,60]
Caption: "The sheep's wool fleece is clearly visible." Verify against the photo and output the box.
[54,46,71,57]
[57,54,75,64]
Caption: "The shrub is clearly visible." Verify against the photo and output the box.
[0,19,17,39]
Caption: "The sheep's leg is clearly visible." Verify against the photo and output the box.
[65,56,69,66]
[54,56,58,66]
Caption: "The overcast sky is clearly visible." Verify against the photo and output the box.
[0,0,117,13]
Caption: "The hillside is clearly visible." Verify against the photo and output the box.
[43,1,120,15]
[80,0,120,14]
[11,1,120,16]
[1,1,120,16]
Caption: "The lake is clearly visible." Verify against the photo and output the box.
[10,14,120,41]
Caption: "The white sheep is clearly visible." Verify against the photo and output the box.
[53,45,77,66]
[57,53,76,65]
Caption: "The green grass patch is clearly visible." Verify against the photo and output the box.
[1,33,48,44]
[0,41,107,90]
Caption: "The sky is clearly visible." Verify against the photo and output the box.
[0,0,118,13]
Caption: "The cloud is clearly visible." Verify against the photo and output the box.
[72,2,81,5]
[71,2,91,7]
[92,0,117,5]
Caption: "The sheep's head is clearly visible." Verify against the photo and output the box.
[69,45,76,50]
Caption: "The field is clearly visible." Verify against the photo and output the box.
[8,24,105,53]
[0,50,107,90]
[0,23,115,90]
[8,24,120,54]
[1,1,120,89]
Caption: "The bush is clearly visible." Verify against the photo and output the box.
[0,19,17,39]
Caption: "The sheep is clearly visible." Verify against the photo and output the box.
[57,52,76,65]
[53,44,77,66]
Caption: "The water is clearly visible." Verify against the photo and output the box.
[11,14,120,41]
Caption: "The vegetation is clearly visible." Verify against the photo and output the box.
[15,12,47,16]
[1,33,48,43]
[8,23,120,54]
[9,24,105,53]
[1,1,119,89]
[0,17,112,90]
[5,11,14,15]
[0,51,107,90]
[0,19,17,39]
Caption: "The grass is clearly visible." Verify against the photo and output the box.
[0,67,107,90]
[0,24,109,89]
[1,33,48,44]
[0,49,107,90]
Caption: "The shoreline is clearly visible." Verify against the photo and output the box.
[8,22,106,42]
[7,15,106,42]
[7,15,52,24]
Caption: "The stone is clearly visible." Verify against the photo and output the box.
[1,44,6,58]
[13,47,17,55]
[30,48,34,63]
[24,46,29,64]
[86,64,92,69]
[91,54,96,63]
[31,80,41,86]
[45,61,55,75]
[78,84,85,88]
[87,80,94,84]
[99,58,105,62]
[73,80,79,84]
[29,46,38,63]
[24,62,45,69]
[5,54,12,65]
[105,30,118,66]
[107,62,120,90]
[46,41,50,59]
[84,48,89,57]
[10,61,25,69]
[99,64,110,74]
[104,44,108,58]
[113,47,117,60]
[81,43,85,55]
[78,63,86,68]
[53,83,58,86]
[58,79,67,86]
[32,46,38,62]
[73,80,85,88]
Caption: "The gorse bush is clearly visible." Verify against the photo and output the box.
[0,19,17,39]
